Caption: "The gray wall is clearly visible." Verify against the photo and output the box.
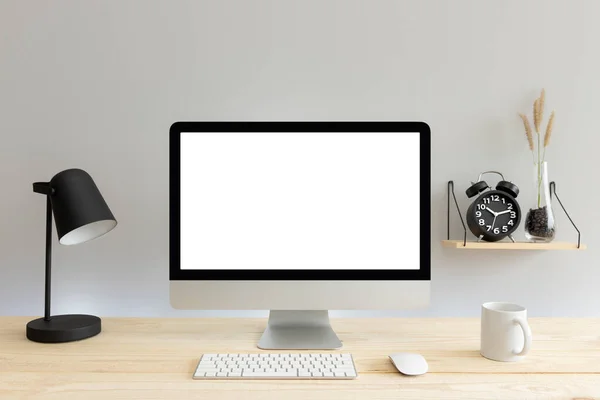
[1,0,598,318]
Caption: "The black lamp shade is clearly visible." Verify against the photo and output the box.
[50,169,117,245]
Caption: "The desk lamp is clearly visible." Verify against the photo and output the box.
[26,168,117,343]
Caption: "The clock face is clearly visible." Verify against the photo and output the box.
[467,191,521,241]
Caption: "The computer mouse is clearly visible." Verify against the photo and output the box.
[388,352,428,376]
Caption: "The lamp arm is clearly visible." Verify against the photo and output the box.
[44,195,52,321]
[33,182,54,321]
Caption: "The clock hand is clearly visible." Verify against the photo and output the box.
[485,207,497,216]
[497,210,511,215]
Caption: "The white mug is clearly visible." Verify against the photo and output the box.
[480,302,532,362]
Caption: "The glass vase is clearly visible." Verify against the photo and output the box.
[524,161,556,242]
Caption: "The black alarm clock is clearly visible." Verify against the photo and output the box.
[465,171,522,242]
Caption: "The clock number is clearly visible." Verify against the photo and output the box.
[478,219,485,225]
[477,204,486,210]
[493,227,500,234]
[507,203,513,210]
[508,220,514,226]
[510,211,516,219]
[486,225,492,231]
[483,198,490,204]
[491,195,499,202]
[501,198,505,204]
[475,211,482,217]
[502,226,508,233]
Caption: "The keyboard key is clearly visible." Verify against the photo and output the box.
[197,370,219,376]
[243,370,297,377]
[332,368,353,373]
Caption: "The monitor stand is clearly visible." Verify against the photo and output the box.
[257,310,342,350]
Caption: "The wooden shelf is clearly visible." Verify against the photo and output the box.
[441,240,586,250]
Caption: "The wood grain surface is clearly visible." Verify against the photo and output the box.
[1,317,599,399]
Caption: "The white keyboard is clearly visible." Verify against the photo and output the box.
[193,353,357,379]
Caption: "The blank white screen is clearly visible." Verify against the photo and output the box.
[180,132,420,270]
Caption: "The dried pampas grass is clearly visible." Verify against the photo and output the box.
[518,88,555,159]
[519,113,534,151]
[544,110,555,147]
[533,98,540,132]
[538,88,546,128]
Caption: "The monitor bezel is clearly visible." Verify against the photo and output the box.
[170,121,430,281]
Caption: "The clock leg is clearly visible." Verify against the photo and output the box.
[477,235,484,242]
[508,234,516,243]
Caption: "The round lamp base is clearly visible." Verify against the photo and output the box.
[26,314,101,343]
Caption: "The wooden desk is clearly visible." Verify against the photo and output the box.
[1,317,599,399]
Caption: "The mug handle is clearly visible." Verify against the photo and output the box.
[512,317,532,356]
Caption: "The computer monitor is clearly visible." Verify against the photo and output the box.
[170,122,430,349]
